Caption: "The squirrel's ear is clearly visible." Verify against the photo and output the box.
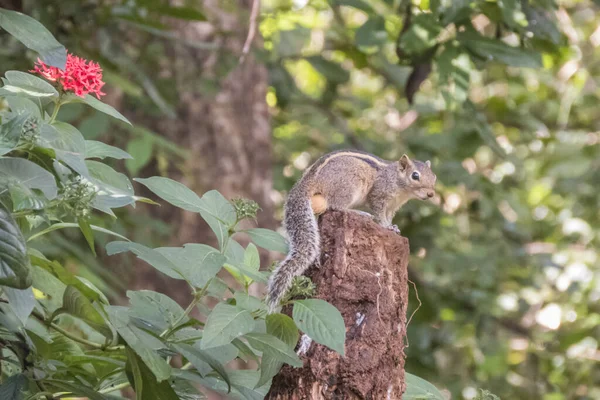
[399,154,411,171]
[425,160,431,168]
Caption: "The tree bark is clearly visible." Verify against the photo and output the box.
[267,210,409,400]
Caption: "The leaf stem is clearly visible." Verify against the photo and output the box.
[160,280,211,339]
[48,100,61,123]
[47,321,105,349]
[98,381,131,394]
[25,392,54,400]
[31,310,123,351]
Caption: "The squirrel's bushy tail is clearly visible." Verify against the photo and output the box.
[267,183,319,313]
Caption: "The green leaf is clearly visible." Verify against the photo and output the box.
[244,243,260,271]
[355,16,387,48]
[459,32,542,68]
[106,306,171,381]
[245,332,302,367]
[256,314,298,388]
[437,44,472,105]
[126,347,179,400]
[87,160,136,213]
[205,277,229,299]
[232,338,259,363]
[266,313,299,348]
[276,27,311,58]
[177,343,237,375]
[45,379,109,400]
[0,373,27,399]
[306,56,349,84]
[38,121,88,176]
[176,369,269,400]
[72,93,131,125]
[234,292,266,313]
[404,373,445,400]
[199,190,237,249]
[0,84,55,98]
[55,285,112,338]
[85,140,133,160]
[173,343,231,390]
[106,241,183,280]
[0,111,29,155]
[497,0,527,29]
[0,204,32,289]
[134,176,206,213]
[226,243,261,287]
[172,379,207,400]
[79,218,96,256]
[126,137,154,175]
[255,354,281,390]
[79,111,110,139]
[9,184,48,211]
[201,303,254,349]
[127,346,145,400]
[4,71,59,97]
[0,157,57,199]
[225,241,266,286]
[128,290,187,333]
[4,96,41,118]
[523,4,561,44]
[398,14,442,56]
[0,9,66,68]
[224,263,268,285]
[245,228,288,253]
[155,244,226,288]
[293,299,345,355]
[3,286,35,324]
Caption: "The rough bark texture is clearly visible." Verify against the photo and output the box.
[267,210,409,400]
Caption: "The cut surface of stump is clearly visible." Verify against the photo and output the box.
[266,210,410,400]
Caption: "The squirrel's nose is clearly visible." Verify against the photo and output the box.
[427,191,434,198]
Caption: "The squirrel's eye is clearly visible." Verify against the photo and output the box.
[411,171,420,181]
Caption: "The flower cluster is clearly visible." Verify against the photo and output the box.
[58,175,98,219]
[31,53,106,99]
[232,197,261,221]
[21,115,41,143]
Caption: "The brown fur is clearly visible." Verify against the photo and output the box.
[267,150,437,312]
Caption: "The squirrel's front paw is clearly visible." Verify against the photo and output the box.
[387,224,401,234]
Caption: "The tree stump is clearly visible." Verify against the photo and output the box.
[266,210,410,400]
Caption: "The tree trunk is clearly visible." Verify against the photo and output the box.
[130,0,275,304]
[267,210,409,400]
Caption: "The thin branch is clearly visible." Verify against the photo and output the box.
[240,0,261,64]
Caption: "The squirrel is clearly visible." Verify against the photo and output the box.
[266,149,437,312]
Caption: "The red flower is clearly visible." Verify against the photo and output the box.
[31,53,106,99]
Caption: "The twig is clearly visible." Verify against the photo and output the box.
[405,278,422,348]
[239,0,260,64]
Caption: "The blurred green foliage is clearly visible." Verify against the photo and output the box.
[1,0,599,399]
[262,1,600,399]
